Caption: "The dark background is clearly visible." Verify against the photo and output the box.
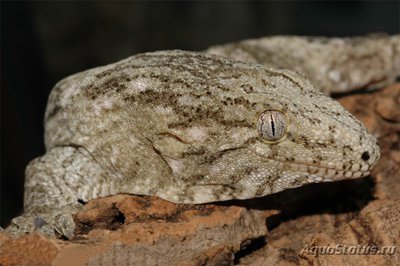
[1,1,399,227]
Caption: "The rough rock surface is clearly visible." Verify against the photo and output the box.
[0,195,272,266]
[1,84,399,266]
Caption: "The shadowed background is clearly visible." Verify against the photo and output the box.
[1,1,399,227]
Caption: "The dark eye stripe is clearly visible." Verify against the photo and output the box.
[270,113,275,137]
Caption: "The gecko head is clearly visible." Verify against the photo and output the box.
[242,68,381,195]
[144,54,381,203]
[166,59,381,203]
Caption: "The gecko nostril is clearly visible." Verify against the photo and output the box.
[361,151,370,161]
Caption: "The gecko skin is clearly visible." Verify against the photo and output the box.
[207,34,400,94]
[8,35,396,238]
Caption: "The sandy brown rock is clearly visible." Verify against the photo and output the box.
[298,199,399,266]
[0,233,59,266]
[1,84,399,266]
[0,195,272,266]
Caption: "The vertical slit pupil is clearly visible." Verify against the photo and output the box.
[270,114,275,137]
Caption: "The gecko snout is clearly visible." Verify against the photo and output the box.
[357,136,380,173]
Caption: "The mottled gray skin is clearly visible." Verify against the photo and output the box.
[207,34,400,94]
[8,35,395,238]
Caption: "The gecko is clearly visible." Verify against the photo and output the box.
[6,34,399,239]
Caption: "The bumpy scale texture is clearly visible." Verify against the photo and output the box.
[8,34,399,238]
[207,34,400,94]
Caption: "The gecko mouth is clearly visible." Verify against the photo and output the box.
[246,146,377,182]
[262,156,376,182]
[278,159,375,182]
[291,162,371,181]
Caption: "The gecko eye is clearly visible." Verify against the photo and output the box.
[257,110,287,142]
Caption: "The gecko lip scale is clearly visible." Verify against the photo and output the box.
[253,151,378,179]
[281,160,375,181]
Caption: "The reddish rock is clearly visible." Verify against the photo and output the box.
[0,234,59,266]
[1,195,272,266]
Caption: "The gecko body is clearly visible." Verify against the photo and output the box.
[8,34,397,238]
